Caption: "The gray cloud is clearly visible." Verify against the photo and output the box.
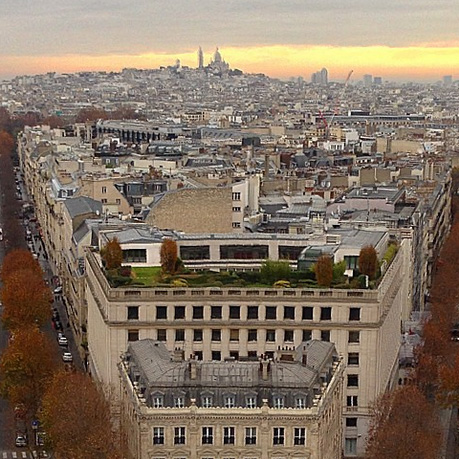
[0,0,457,56]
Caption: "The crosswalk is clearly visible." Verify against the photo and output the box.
[0,452,44,459]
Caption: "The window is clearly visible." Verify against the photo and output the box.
[232,206,241,212]
[127,330,139,342]
[193,306,204,319]
[223,426,235,444]
[194,351,203,360]
[153,396,163,408]
[232,192,241,200]
[294,427,306,445]
[345,438,357,455]
[349,331,360,343]
[284,330,294,342]
[348,353,359,366]
[230,351,239,360]
[229,306,240,319]
[211,306,222,319]
[346,417,358,427]
[246,396,257,408]
[224,395,235,408]
[115,199,121,205]
[348,374,359,387]
[284,306,295,320]
[230,329,239,341]
[174,427,186,445]
[211,329,221,341]
[347,395,358,407]
[174,397,185,408]
[266,306,277,320]
[157,329,166,341]
[175,329,185,342]
[248,329,257,341]
[349,307,361,321]
[302,306,313,320]
[321,330,330,342]
[202,396,213,408]
[193,329,203,342]
[175,306,185,319]
[211,351,221,361]
[247,306,258,319]
[101,198,107,204]
[273,427,285,445]
[345,255,358,270]
[101,186,107,194]
[202,427,213,444]
[127,306,139,320]
[273,396,284,409]
[153,427,164,445]
[245,427,257,445]
[295,397,306,409]
[232,222,241,228]
[266,329,276,342]
[156,306,167,320]
[123,249,147,263]
[302,329,312,341]
[320,307,332,320]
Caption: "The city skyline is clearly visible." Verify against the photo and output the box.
[0,0,458,81]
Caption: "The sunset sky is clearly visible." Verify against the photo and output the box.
[1,0,458,81]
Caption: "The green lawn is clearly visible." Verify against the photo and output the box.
[131,266,163,286]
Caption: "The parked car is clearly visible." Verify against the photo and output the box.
[62,352,73,363]
[54,286,63,294]
[54,320,63,331]
[52,310,60,321]
[58,334,68,347]
[15,433,28,447]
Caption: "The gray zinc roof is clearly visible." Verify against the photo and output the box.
[64,196,102,219]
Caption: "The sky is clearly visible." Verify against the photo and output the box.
[1,0,458,81]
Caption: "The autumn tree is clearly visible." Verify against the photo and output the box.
[41,371,122,459]
[75,107,109,123]
[0,326,57,416]
[1,269,52,330]
[160,238,178,275]
[358,245,378,279]
[366,385,443,459]
[315,255,333,287]
[101,237,123,270]
[1,248,42,282]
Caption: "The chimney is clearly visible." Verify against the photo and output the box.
[261,359,270,381]
[173,348,184,362]
[189,359,197,380]
[264,153,270,178]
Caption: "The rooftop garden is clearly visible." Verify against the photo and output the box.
[100,237,399,289]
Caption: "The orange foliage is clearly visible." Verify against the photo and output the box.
[315,255,333,287]
[1,269,51,330]
[1,248,42,282]
[366,385,442,459]
[0,326,57,416]
[160,238,178,275]
[358,245,378,279]
[41,371,121,459]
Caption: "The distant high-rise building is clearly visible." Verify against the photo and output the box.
[363,74,373,87]
[311,68,328,85]
[373,76,383,85]
[443,75,453,86]
[198,46,204,69]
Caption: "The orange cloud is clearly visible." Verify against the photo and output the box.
[2,45,459,80]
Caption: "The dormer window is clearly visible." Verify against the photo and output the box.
[273,396,284,409]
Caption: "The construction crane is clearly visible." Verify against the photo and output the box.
[326,69,353,139]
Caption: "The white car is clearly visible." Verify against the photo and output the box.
[58,335,68,347]
[62,352,73,363]
[54,286,63,294]
[15,433,27,447]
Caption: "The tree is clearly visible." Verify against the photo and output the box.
[358,245,378,279]
[1,269,52,330]
[315,255,333,287]
[366,385,442,459]
[41,371,122,459]
[75,107,109,123]
[260,260,291,285]
[101,237,123,270]
[160,238,178,275]
[0,130,14,156]
[1,248,42,281]
[0,326,57,416]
